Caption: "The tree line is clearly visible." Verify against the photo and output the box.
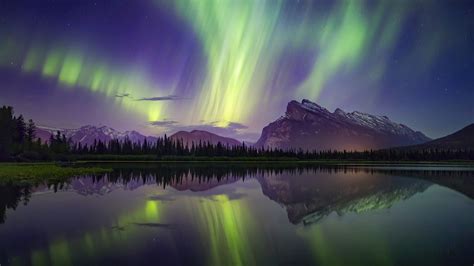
[1,106,473,161]
[0,106,39,160]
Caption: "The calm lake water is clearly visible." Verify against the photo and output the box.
[1,163,473,266]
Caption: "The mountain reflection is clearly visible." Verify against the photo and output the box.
[1,164,474,225]
[256,171,432,225]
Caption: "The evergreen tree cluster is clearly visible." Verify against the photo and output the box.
[1,106,473,161]
[0,106,41,160]
[68,138,474,161]
[69,135,300,158]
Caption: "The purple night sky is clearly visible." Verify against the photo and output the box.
[0,0,473,141]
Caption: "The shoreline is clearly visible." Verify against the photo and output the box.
[2,160,474,164]
[1,161,473,183]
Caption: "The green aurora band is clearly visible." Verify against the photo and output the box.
[0,33,170,122]
[1,0,445,129]
[170,0,442,126]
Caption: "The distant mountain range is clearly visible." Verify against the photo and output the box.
[37,125,157,146]
[36,99,472,151]
[255,99,431,151]
[170,130,241,147]
[36,125,242,147]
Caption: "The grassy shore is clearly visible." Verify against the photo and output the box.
[0,163,111,183]
[1,160,472,184]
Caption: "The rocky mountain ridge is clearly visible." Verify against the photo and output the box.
[255,99,430,151]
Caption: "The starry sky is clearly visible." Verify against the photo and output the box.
[0,0,473,141]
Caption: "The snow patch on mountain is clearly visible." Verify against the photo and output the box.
[37,125,157,146]
[294,100,427,141]
[256,99,431,150]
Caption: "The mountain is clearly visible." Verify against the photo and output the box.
[255,99,430,151]
[170,130,241,147]
[36,126,241,148]
[256,171,430,225]
[36,125,157,146]
[401,123,474,150]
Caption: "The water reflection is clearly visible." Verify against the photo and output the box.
[2,164,473,226]
[257,171,431,225]
[0,164,473,266]
[0,184,32,224]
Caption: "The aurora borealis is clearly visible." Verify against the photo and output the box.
[0,0,473,140]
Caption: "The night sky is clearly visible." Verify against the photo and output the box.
[0,0,473,141]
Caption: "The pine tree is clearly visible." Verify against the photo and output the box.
[14,115,26,145]
[0,106,15,159]
[26,119,36,146]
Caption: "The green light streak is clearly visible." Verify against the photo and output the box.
[0,36,171,121]
[308,226,340,266]
[58,51,83,86]
[42,49,63,77]
[193,194,257,266]
[82,233,95,257]
[90,65,106,91]
[299,219,394,266]
[0,35,18,65]
[297,1,378,99]
[145,200,160,220]
[171,0,431,125]
[31,249,49,266]
[48,238,72,266]
[22,45,43,72]
[0,0,453,128]
[23,196,167,265]
[175,0,283,123]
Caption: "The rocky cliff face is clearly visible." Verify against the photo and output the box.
[255,99,430,151]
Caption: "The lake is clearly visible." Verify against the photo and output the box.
[1,163,473,266]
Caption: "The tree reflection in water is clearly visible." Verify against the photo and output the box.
[1,163,473,225]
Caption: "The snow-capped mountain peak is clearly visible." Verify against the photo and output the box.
[300,99,330,114]
[339,110,419,138]
[256,99,431,150]
[36,125,157,146]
